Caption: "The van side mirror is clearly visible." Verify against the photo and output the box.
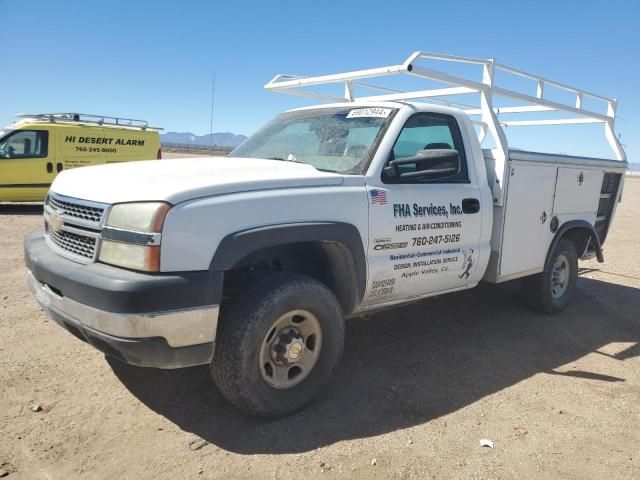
[384,149,460,180]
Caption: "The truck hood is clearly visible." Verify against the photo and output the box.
[50,156,345,204]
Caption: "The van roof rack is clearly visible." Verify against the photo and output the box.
[15,113,163,131]
[265,51,625,165]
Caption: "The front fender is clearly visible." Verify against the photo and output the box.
[209,221,367,304]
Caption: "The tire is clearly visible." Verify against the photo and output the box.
[210,272,345,418]
[521,238,578,315]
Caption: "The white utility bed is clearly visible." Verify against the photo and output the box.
[484,149,626,282]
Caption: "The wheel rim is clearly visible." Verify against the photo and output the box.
[551,254,570,298]
[259,309,323,389]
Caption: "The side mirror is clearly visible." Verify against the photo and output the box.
[384,149,460,180]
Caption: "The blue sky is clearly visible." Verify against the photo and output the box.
[1,0,638,162]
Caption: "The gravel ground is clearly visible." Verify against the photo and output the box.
[0,179,638,480]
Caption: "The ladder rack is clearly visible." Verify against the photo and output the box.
[265,51,626,206]
[15,113,163,131]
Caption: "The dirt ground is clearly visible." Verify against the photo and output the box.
[1,179,639,480]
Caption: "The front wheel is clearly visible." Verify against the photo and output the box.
[521,238,578,314]
[211,272,345,418]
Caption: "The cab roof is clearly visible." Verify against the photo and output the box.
[285,100,466,116]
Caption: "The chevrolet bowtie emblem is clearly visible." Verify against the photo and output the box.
[49,211,63,232]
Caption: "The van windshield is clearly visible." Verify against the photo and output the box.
[230,107,396,174]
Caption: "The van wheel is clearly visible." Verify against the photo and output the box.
[522,238,578,315]
[211,272,344,418]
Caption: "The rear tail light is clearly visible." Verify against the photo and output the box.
[157,148,162,159]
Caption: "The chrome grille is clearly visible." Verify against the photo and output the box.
[47,225,97,259]
[44,193,109,264]
[48,195,106,225]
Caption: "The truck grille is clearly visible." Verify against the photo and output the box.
[48,195,106,225]
[44,193,109,264]
[47,225,97,260]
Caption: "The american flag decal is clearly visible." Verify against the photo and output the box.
[370,189,388,205]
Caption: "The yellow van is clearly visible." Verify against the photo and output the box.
[0,113,162,202]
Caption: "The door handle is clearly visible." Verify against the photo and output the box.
[56,163,63,173]
[46,162,53,173]
[462,198,480,214]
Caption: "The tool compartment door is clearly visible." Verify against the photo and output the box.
[499,163,557,277]
[553,167,603,216]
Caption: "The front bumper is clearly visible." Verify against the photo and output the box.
[25,231,222,369]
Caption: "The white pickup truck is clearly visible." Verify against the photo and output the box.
[25,52,627,417]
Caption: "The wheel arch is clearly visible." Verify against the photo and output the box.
[209,222,366,314]
[545,220,603,270]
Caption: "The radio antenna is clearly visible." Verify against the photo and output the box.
[209,72,216,151]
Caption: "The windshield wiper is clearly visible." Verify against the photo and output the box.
[265,156,337,174]
[267,156,304,164]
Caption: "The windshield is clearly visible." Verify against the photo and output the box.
[230,107,396,174]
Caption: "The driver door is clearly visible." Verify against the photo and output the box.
[0,129,54,201]
[363,112,482,305]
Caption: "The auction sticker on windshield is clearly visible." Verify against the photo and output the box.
[346,108,392,119]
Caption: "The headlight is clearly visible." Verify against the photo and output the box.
[99,241,161,271]
[105,202,170,232]
[98,202,171,272]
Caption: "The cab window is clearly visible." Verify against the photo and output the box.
[385,113,468,183]
[0,130,49,159]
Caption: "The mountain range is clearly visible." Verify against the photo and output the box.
[161,131,248,148]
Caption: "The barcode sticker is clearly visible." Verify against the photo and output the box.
[346,108,392,119]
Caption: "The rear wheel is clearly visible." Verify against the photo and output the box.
[211,272,344,418]
[522,238,578,314]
